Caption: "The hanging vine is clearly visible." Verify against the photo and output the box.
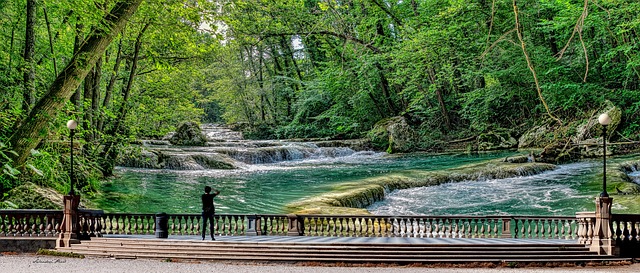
[513,0,562,125]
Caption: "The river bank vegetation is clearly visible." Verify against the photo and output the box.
[1,1,639,209]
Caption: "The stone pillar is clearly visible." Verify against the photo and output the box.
[590,197,615,255]
[500,218,512,238]
[245,215,259,236]
[56,195,80,248]
[287,214,301,236]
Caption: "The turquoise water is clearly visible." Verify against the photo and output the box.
[91,151,636,216]
[92,152,517,214]
[368,162,599,216]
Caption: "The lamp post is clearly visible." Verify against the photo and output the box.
[598,113,612,198]
[67,120,77,195]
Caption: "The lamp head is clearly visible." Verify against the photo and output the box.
[66,120,78,130]
[598,113,612,126]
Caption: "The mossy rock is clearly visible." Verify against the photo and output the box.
[477,131,517,151]
[169,121,207,146]
[117,146,161,168]
[1,183,62,209]
[367,116,418,153]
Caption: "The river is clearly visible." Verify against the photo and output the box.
[89,125,639,216]
[91,150,617,216]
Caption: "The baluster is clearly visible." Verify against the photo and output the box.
[468,219,475,238]
[406,218,412,238]
[337,217,344,237]
[567,219,574,240]
[422,218,429,238]
[321,217,327,236]
[430,219,438,238]
[578,218,586,244]
[317,217,322,236]
[586,218,593,245]
[450,219,456,238]
[622,220,630,243]
[44,215,53,237]
[331,217,337,237]
[615,220,623,243]
[229,215,235,236]
[370,216,380,237]
[38,216,46,237]
[631,221,638,242]
[236,215,242,235]
[362,217,371,237]
[20,215,28,236]
[440,218,447,238]
[265,216,271,235]
[458,219,465,238]
[308,217,314,236]
[480,219,486,239]
[147,215,153,235]
[389,218,397,237]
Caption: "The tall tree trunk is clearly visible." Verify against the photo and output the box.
[375,63,398,115]
[7,0,143,167]
[43,2,58,75]
[99,22,150,176]
[70,22,84,111]
[427,68,451,130]
[99,36,124,132]
[91,57,103,139]
[22,0,37,114]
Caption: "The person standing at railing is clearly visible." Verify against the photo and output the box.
[201,186,220,240]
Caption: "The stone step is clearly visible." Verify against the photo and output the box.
[66,246,592,256]
[57,238,629,264]
[56,249,625,264]
[83,237,588,248]
[65,245,597,256]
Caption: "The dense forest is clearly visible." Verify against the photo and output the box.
[1,0,639,197]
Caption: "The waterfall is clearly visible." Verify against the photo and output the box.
[118,124,370,170]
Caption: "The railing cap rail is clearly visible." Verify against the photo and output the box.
[0,209,63,214]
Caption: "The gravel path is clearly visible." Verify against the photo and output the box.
[1,254,638,273]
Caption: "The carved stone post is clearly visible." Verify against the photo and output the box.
[245,215,259,236]
[56,195,80,247]
[591,197,615,255]
[500,218,512,238]
[287,214,301,236]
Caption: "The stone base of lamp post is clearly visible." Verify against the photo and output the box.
[56,195,81,248]
[590,196,616,255]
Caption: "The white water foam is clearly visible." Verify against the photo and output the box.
[629,171,640,184]
[368,162,597,216]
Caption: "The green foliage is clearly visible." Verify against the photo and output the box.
[0,141,20,194]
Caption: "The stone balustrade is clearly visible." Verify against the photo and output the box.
[0,210,63,237]
[611,214,640,257]
[1,210,583,240]
[299,215,577,239]
[2,208,636,256]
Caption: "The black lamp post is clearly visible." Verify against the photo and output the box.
[598,113,612,198]
[67,120,78,195]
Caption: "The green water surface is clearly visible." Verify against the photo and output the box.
[91,152,516,214]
